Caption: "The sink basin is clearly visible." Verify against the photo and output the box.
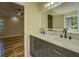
[53,37,79,47]
[36,33,79,48]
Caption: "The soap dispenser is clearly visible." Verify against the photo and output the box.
[40,27,45,34]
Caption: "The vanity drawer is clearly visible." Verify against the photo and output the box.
[54,45,79,57]
[44,39,79,57]
[30,36,45,51]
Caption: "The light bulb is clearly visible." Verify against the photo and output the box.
[50,2,54,4]
[11,17,19,22]
[18,12,21,16]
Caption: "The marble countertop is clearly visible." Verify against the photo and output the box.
[30,33,79,53]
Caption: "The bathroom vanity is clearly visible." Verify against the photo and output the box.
[30,33,79,57]
[30,2,79,57]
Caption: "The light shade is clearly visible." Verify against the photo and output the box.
[50,2,54,4]
[11,16,19,22]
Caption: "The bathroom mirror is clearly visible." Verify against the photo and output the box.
[41,2,79,33]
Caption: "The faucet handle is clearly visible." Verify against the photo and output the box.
[69,36,72,40]
[60,35,63,38]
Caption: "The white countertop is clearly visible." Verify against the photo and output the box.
[30,33,79,53]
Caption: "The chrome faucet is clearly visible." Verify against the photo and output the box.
[63,28,68,38]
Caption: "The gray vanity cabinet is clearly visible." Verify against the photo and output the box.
[30,35,79,57]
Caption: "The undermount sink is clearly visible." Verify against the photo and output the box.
[39,32,79,47]
[53,37,79,46]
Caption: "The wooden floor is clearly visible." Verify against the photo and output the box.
[1,34,24,57]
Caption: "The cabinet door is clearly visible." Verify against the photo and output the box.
[44,40,79,57]
[55,46,79,57]
[30,35,45,56]
[30,35,45,51]
[42,41,65,57]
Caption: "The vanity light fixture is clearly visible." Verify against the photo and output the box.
[16,9,24,16]
[44,2,64,9]
[53,3,58,7]
[44,3,50,8]
[50,2,54,4]
[17,12,21,16]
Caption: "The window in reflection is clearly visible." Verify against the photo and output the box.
[64,16,78,31]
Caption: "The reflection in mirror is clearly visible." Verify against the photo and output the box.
[41,2,78,33]
[64,15,78,31]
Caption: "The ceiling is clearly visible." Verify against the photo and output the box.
[48,2,77,15]
[0,2,24,18]
[14,2,25,6]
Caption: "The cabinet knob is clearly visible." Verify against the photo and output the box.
[69,36,72,40]
[60,35,63,38]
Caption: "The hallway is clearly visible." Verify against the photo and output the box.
[0,2,24,57]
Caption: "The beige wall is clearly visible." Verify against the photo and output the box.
[64,11,77,16]
[41,12,48,28]
[0,16,24,36]
[3,17,24,36]
[24,3,41,56]
[53,15,64,29]
[27,3,41,34]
